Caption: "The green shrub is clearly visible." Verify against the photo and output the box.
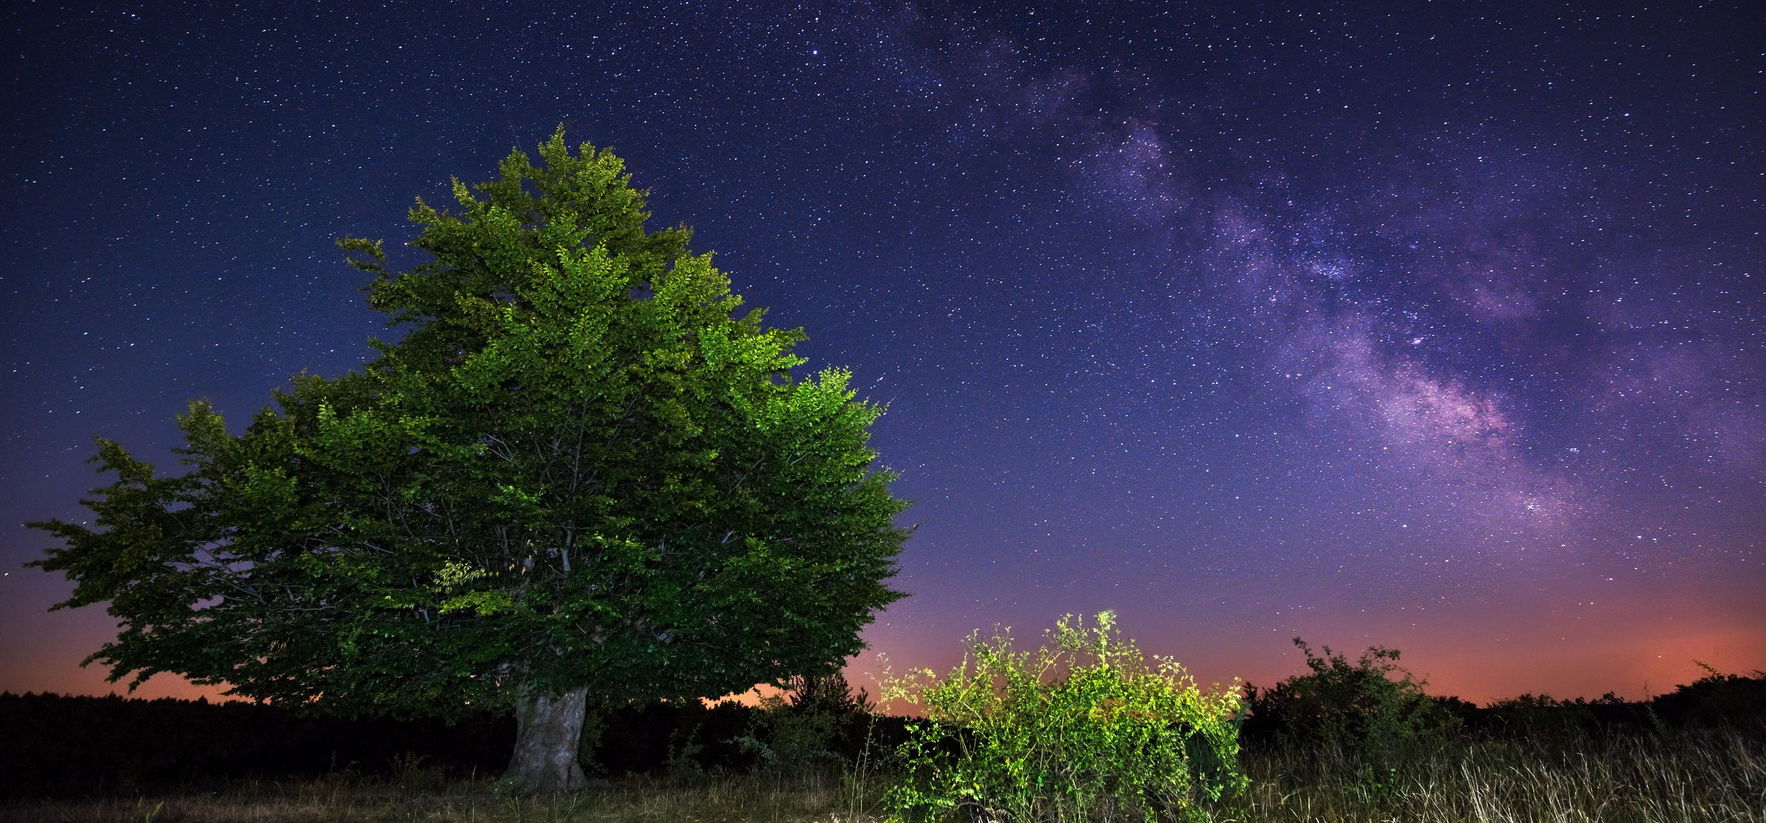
[735,672,872,774]
[882,611,1248,822]
[1244,639,1460,771]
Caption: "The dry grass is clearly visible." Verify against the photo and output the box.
[0,770,884,823]
[6,729,1762,822]
[1223,729,1766,823]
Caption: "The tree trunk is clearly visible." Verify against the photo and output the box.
[504,686,591,794]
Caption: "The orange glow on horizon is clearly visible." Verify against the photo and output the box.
[7,617,1760,711]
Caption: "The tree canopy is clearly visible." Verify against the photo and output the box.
[31,129,910,792]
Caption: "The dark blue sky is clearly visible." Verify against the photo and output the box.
[4,0,1762,703]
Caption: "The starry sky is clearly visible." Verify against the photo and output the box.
[3,1,1763,706]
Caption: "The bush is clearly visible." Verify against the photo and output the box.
[735,671,875,773]
[582,699,755,776]
[1477,692,1641,742]
[883,612,1248,823]
[1651,664,1766,735]
[1243,639,1460,769]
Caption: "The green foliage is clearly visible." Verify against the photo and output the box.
[1245,639,1460,774]
[665,720,710,780]
[735,672,875,774]
[29,128,909,728]
[882,612,1248,823]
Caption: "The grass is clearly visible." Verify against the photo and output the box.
[1224,729,1766,822]
[0,769,882,823]
[5,729,1762,822]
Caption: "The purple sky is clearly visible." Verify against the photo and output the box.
[3,1,1762,705]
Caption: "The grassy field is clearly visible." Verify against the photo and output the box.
[0,771,873,823]
[1230,729,1766,822]
[6,729,1763,823]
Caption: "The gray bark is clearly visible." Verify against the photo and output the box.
[503,686,591,794]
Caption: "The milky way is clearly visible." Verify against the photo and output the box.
[3,1,1761,703]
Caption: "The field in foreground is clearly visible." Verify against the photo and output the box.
[8,730,1763,823]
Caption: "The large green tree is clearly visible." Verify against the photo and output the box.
[30,130,909,793]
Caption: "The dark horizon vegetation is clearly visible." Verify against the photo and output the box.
[3,639,1762,818]
[0,660,1758,823]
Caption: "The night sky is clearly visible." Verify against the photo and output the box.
[3,1,1763,706]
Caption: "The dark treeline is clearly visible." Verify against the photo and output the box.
[0,685,908,800]
[0,692,511,798]
[1237,644,1766,766]
[3,665,1762,800]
